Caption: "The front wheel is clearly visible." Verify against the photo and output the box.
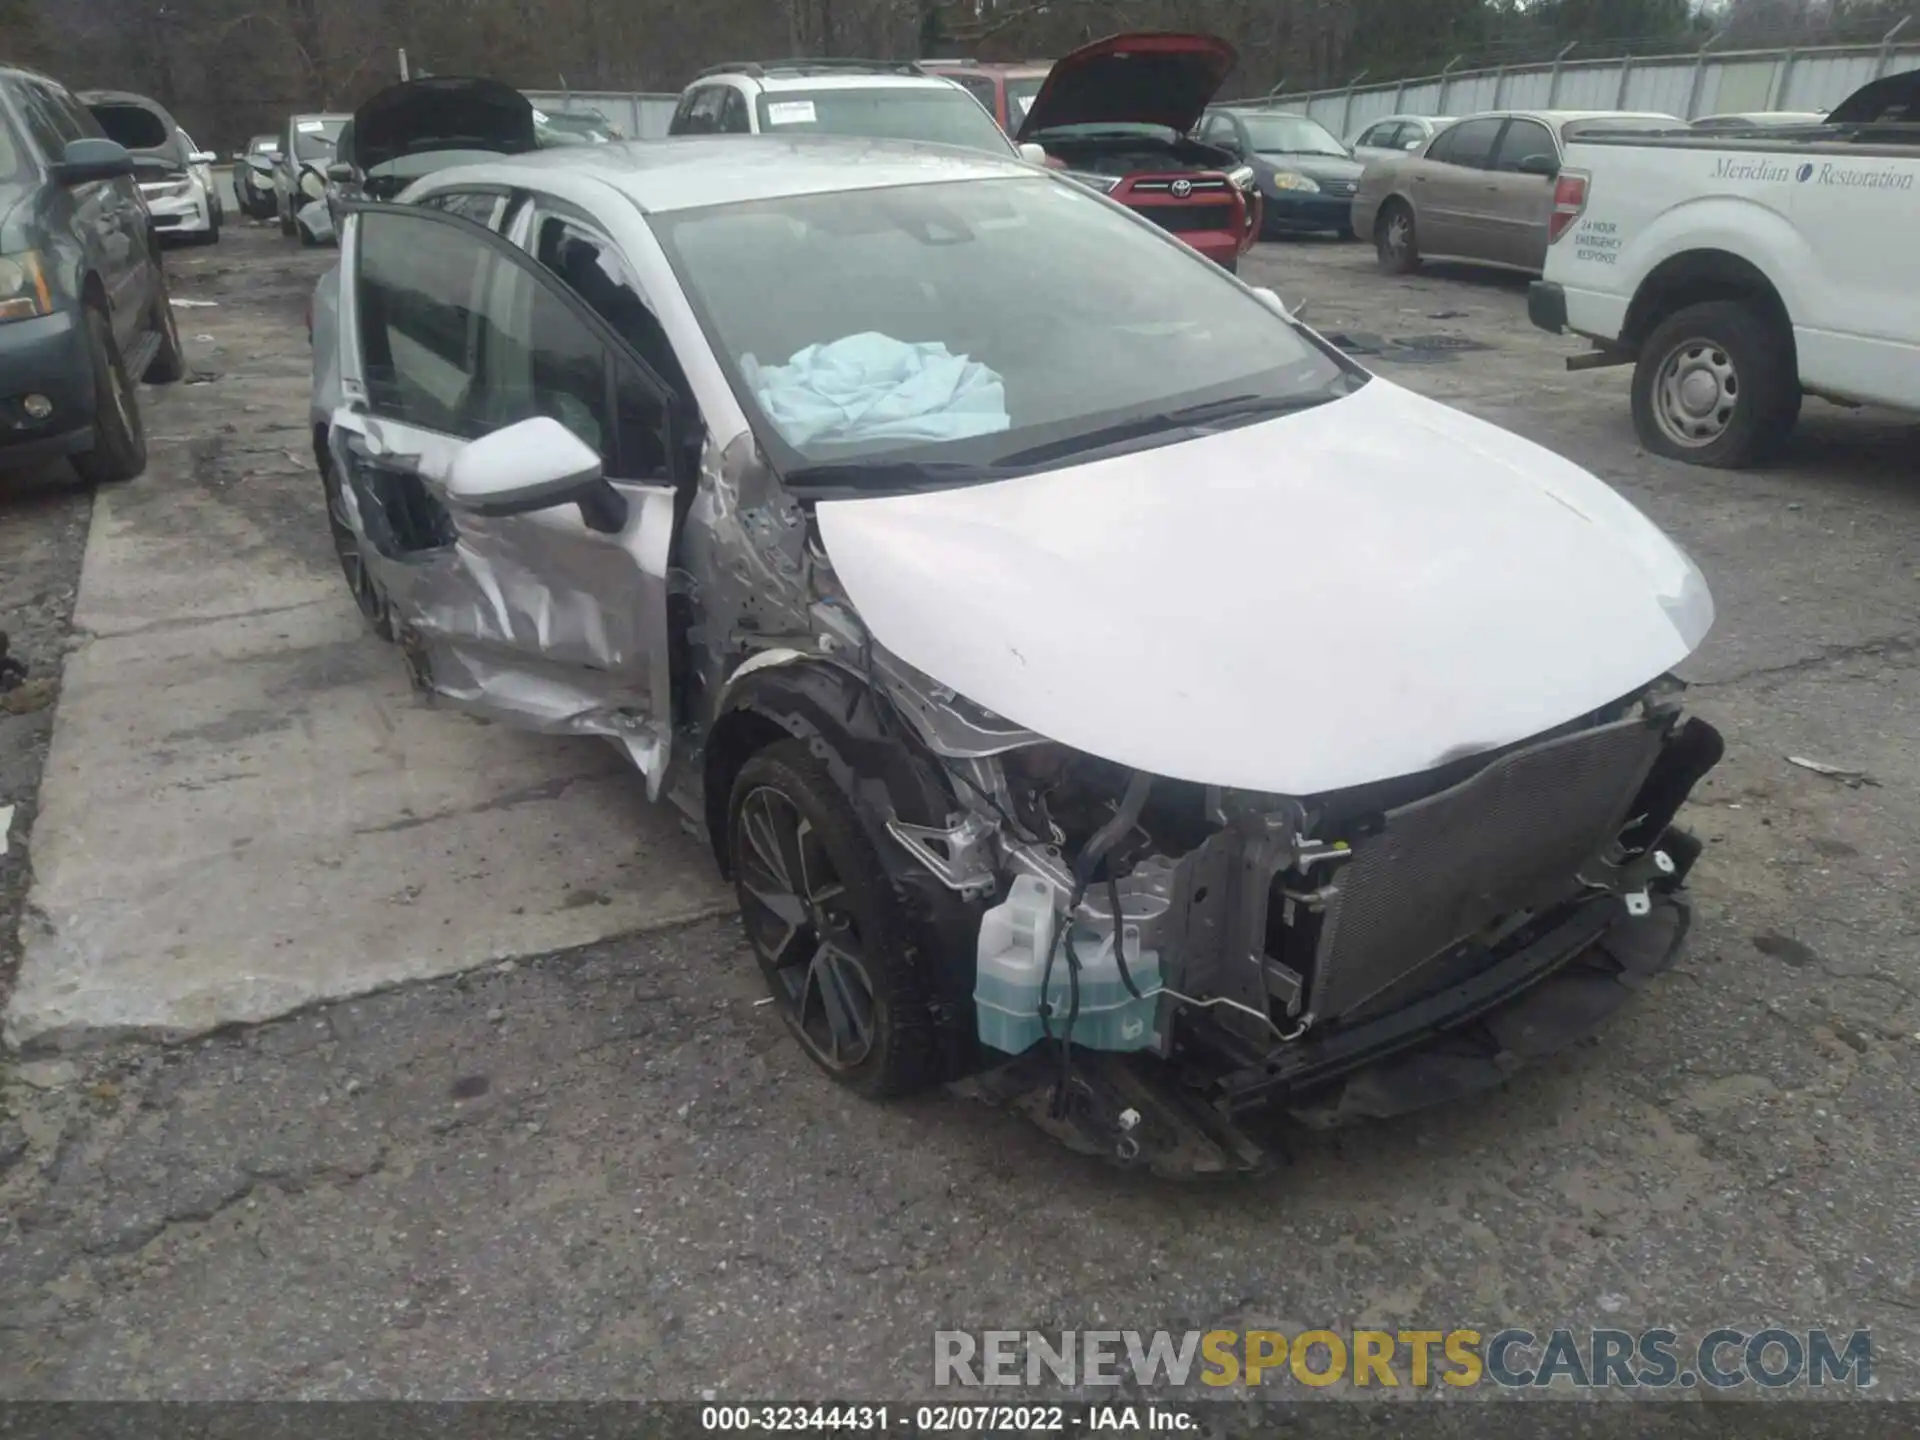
[728,740,940,1099]
[1631,301,1800,469]
[279,205,296,238]
[322,458,393,640]
[143,265,186,384]
[71,304,147,485]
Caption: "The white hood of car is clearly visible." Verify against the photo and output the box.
[813,377,1712,795]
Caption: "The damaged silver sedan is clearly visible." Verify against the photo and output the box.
[310,135,1723,1174]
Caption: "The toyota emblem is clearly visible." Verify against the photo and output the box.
[1170,179,1193,198]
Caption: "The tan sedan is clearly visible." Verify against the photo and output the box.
[1352,109,1679,275]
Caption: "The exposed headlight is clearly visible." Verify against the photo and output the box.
[1269,171,1321,193]
[1227,165,1256,192]
[1066,171,1123,194]
[143,178,194,200]
[0,251,51,323]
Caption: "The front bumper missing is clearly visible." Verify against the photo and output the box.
[951,887,1693,1178]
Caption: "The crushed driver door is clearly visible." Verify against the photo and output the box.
[328,202,681,793]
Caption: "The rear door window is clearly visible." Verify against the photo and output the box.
[1427,117,1503,169]
[719,89,751,134]
[1491,118,1555,172]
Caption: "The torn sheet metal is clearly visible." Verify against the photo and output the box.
[332,425,676,791]
[297,198,336,245]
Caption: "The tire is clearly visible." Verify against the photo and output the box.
[322,457,394,640]
[728,739,939,1099]
[71,304,147,486]
[1337,220,1358,242]
[1631,300,1801,469]
[142,265,186,385]
[197,210,220,246]
[280,205,296,238]
[1375,199,1420,274]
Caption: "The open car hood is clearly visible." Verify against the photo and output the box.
[1826,67,1920,125]
[345,76,536,173]
[1015,32,1238,142]
[814,378,1713,796]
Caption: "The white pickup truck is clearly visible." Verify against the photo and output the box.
[1529,68,1919,468]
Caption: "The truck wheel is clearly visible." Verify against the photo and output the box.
[1632,301,1800,469]
[728,739,940,1100]
[71,304,147,486]
[1375,200,1419,274]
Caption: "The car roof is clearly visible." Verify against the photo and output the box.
[1454,109,1680,125]
[717,72,968,94]
[921,60,1052,77]
[428,133,1034,214]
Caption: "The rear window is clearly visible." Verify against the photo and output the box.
[754,87,1011,156]
[88,103,170,151]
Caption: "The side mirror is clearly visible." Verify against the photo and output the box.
[54,138,135,185]
[1517,153,1560,178]
[1017,142,1047,164]
[445,416,628,534]
[325,162,357,184]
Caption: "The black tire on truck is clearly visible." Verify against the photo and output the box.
[1631,300,1801,469]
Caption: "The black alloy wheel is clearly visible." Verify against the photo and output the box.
[728,740,939,1098]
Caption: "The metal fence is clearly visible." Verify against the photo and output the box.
[1227,28,1920,140]
[522,90,682,140]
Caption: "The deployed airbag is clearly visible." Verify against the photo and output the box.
[742,332,1010,448]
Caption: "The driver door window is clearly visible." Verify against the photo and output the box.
[355,206,667,483]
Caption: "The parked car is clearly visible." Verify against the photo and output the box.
[1690,111,1827,130]
[234,133,280,219]
[1199,106,1363,237]
[1353,109,1681,275]
[308,134,1720,1172]
[668,58,1031,162]
[918,59,1053,134]
[1017,33,1258,271]
[1348,113,1455,164]
[79,89,219,245]
[180,128,221,229]
[320,77,539,244]
[0,65,185,483]
[1533,68,1920,468]
[275,112,348,239]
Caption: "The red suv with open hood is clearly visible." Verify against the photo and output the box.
[1015,32,1258,271]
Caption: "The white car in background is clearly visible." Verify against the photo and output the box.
[80,88,220,244]
[1348,113,1455,164]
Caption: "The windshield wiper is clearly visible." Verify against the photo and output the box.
[995,391,1342,468]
